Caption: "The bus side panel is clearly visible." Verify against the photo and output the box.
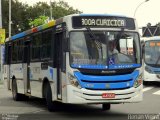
[144,64,160,82]
[40,66,57,101]
[29,62,43,98]
[29,63,59,100]
[51,68,57,101]
[3,65,11,90]
[61,72,67,103]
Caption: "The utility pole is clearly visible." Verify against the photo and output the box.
[9,0,11,38]
[50,0,53,20]
[0,0,2,28]
[0,0,2,81]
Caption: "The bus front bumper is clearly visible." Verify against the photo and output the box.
[66,85,143,104]
[144,72,160,82]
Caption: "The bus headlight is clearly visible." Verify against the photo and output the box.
[134,73,143,88]
[68,73,81,89]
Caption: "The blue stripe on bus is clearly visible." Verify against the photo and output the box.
[71,64,108,69]
[74,70,139,89]
[11,32,26,40]
[49,68,54,80]
[71,63,141,69]
[109,64,141,69]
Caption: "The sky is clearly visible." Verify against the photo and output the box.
[20,0,160,28]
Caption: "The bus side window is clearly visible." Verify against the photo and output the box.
[11,41,18,63]
[17,39,23,62]
[8,44,11,64]
[41,29,52,60]
[31,32,42,61]
[4,43,10,64]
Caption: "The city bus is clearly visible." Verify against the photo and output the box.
[141,36,160,84]
[4,14,143,111]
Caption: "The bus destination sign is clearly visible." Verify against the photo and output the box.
[72,16,135,30]
[81,18,125,27]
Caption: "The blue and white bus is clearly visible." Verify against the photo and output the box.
[142,36,160,83]
[4,14,143,111]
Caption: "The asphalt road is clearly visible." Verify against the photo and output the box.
[0,82,160,120]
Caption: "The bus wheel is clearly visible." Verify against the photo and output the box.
[12,80,21,101]
[102,103,111,111]
[46,83,56,112]
[143,81,149,85]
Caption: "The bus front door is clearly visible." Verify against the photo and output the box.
[23,41,31,94]
[55,31,66,100]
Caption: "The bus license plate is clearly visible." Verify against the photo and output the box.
[102,93,115,98]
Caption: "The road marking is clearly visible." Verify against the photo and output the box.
[153,90,160,95]
[143,87,153,92]
[32,109,45,113]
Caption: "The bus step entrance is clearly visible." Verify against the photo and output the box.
[25,92,31,96]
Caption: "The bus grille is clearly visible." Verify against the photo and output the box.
[74,70,139,90]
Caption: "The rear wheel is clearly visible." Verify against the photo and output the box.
[102,103,111,111]
[12,80,21,101]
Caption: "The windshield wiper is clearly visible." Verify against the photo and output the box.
[115,28,124,42]
[85,27,103,64]
[86,27,102,49]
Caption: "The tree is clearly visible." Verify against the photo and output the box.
[52,0,82,19]
[28,1,82,26]
[2,0,82,38]
[2,0,30,36]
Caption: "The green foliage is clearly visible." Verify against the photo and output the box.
[29,16,49,27]
[2,0,82,37]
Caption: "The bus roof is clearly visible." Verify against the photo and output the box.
[10,14,134,41]
[11,20,56,40]
[79,13,127,18]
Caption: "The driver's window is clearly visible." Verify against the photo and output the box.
[119,38,134,55]
[118,38,135,63]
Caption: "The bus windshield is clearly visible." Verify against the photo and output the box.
[70,31,140,69]
[144,40,160,66]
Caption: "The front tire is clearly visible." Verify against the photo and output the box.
[45,83,56,112]
[102,103,111,111]
[143,81,150,86]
